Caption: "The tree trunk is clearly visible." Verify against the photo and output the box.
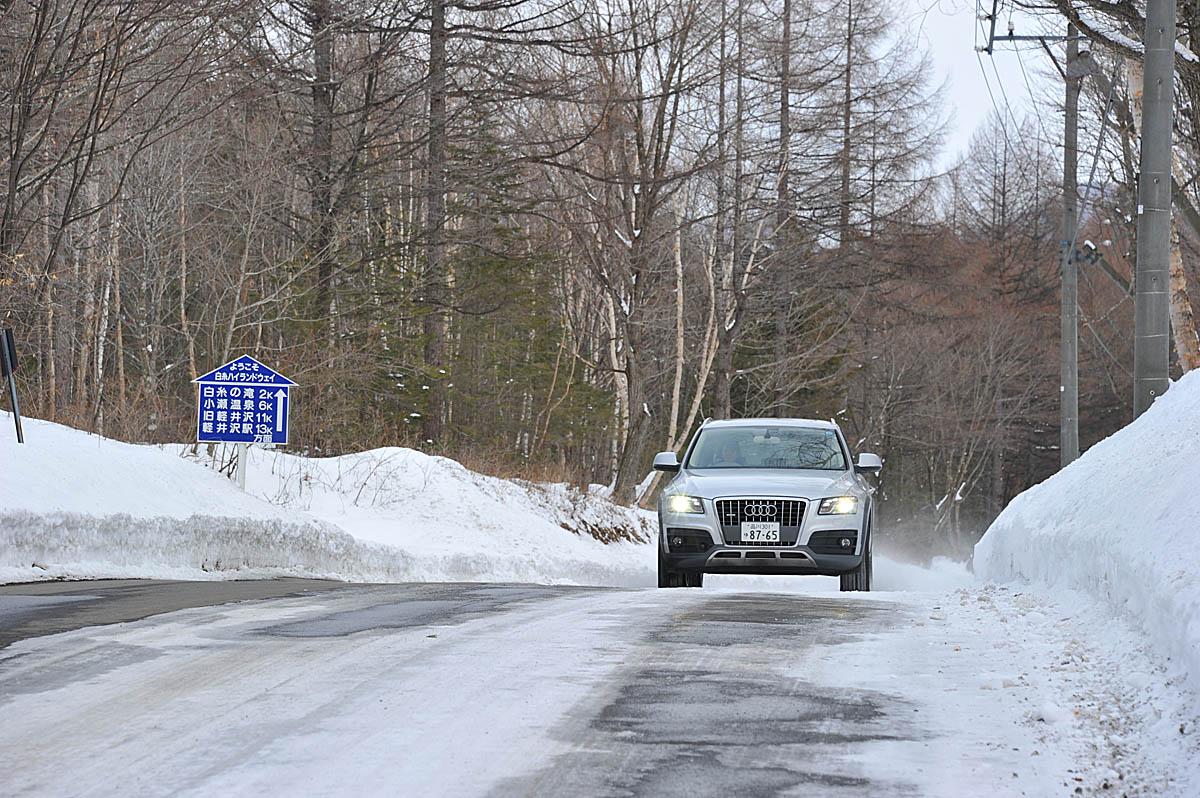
[93,192,122,433]
[777,0,791,232]
[773,0,792,412]
[45,283,56,419]
[110,189,125,407]
[668,221,685,444]
[678,248,721,440]
[94,256,113,435]
[222,196,258,363]
[422,0,449,445]
[1168,217,1200,370]
[613,346,649,505]
[606,291,629,462]
[178,162,198,382]
[74,176,101,411]
[41,176,56,419]
[729,0,747,413]
[311,0,336,319]
[838,0,855,245]
[712,3,732,419]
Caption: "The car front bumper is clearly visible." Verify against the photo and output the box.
[661,545,864,576]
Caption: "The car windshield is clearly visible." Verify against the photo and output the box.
[686,426,847,471]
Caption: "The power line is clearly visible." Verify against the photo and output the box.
[1015,45,1056,155]
[975,1,1028,158]
[975,50,1018,156]
[988,49,1026,135]
[980,4,1124,253]
[978,1,1059,154]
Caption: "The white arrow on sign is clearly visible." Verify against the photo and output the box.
[275,389,286,432]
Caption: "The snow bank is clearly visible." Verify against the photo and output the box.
[0,414,286,520]
[976,370,1200,694]
[0,413,654,586]
[0,511,413,584]
[0,413,411,583]
[184,442,659,587]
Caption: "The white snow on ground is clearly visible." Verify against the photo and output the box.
[0,413,655,585]
[805,584,1200,797]
[976,371,1200,794]
[976,372,1200,686]
[199,442,658,586]
[1,414,286,520]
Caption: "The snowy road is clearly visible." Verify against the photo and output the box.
[0,580,1180,797]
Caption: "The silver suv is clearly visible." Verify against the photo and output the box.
[653,419,882,591]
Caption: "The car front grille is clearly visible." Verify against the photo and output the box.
[715,499,805,528]
[715,499,806,546]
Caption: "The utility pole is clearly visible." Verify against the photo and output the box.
[983,11,1086,468]
[1060,23,1080,466]
[1133,0,1176,415]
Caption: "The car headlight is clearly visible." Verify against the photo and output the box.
[666,494,705,514]
[818,496,858,515]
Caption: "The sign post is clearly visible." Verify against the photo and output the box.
[236,443,249,490]
[193,355,296,488]
[1,328,23,444]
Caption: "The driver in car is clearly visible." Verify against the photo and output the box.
[712,443,742,467]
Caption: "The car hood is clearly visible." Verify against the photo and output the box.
[671,468,858,500]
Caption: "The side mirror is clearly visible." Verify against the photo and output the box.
[652,451,681,472]
[855,453,883,473]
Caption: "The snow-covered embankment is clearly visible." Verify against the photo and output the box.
[0,414,654,585]
[976,370,1200,695]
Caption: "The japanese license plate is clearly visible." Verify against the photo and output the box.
[740,522,780,543]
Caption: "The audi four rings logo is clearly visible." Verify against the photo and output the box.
[743,503,777,517]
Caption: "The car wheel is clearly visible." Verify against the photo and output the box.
[840,534,872,593]
[658,546,682,588]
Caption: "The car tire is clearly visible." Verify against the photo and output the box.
[658,546,681,588]
[658,546,704,588]
[839,534,872,592]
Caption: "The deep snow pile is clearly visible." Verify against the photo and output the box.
[976,370,1200,695]
[176,443,657,586]
[0,413,412,583]
[0,413,653,585]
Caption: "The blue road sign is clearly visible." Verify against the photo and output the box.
[193,355,297,445]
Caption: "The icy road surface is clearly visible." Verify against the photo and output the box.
[0,580,1182,797]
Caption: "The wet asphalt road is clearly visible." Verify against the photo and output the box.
[0,580,921,797]
[498,593,906,798]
